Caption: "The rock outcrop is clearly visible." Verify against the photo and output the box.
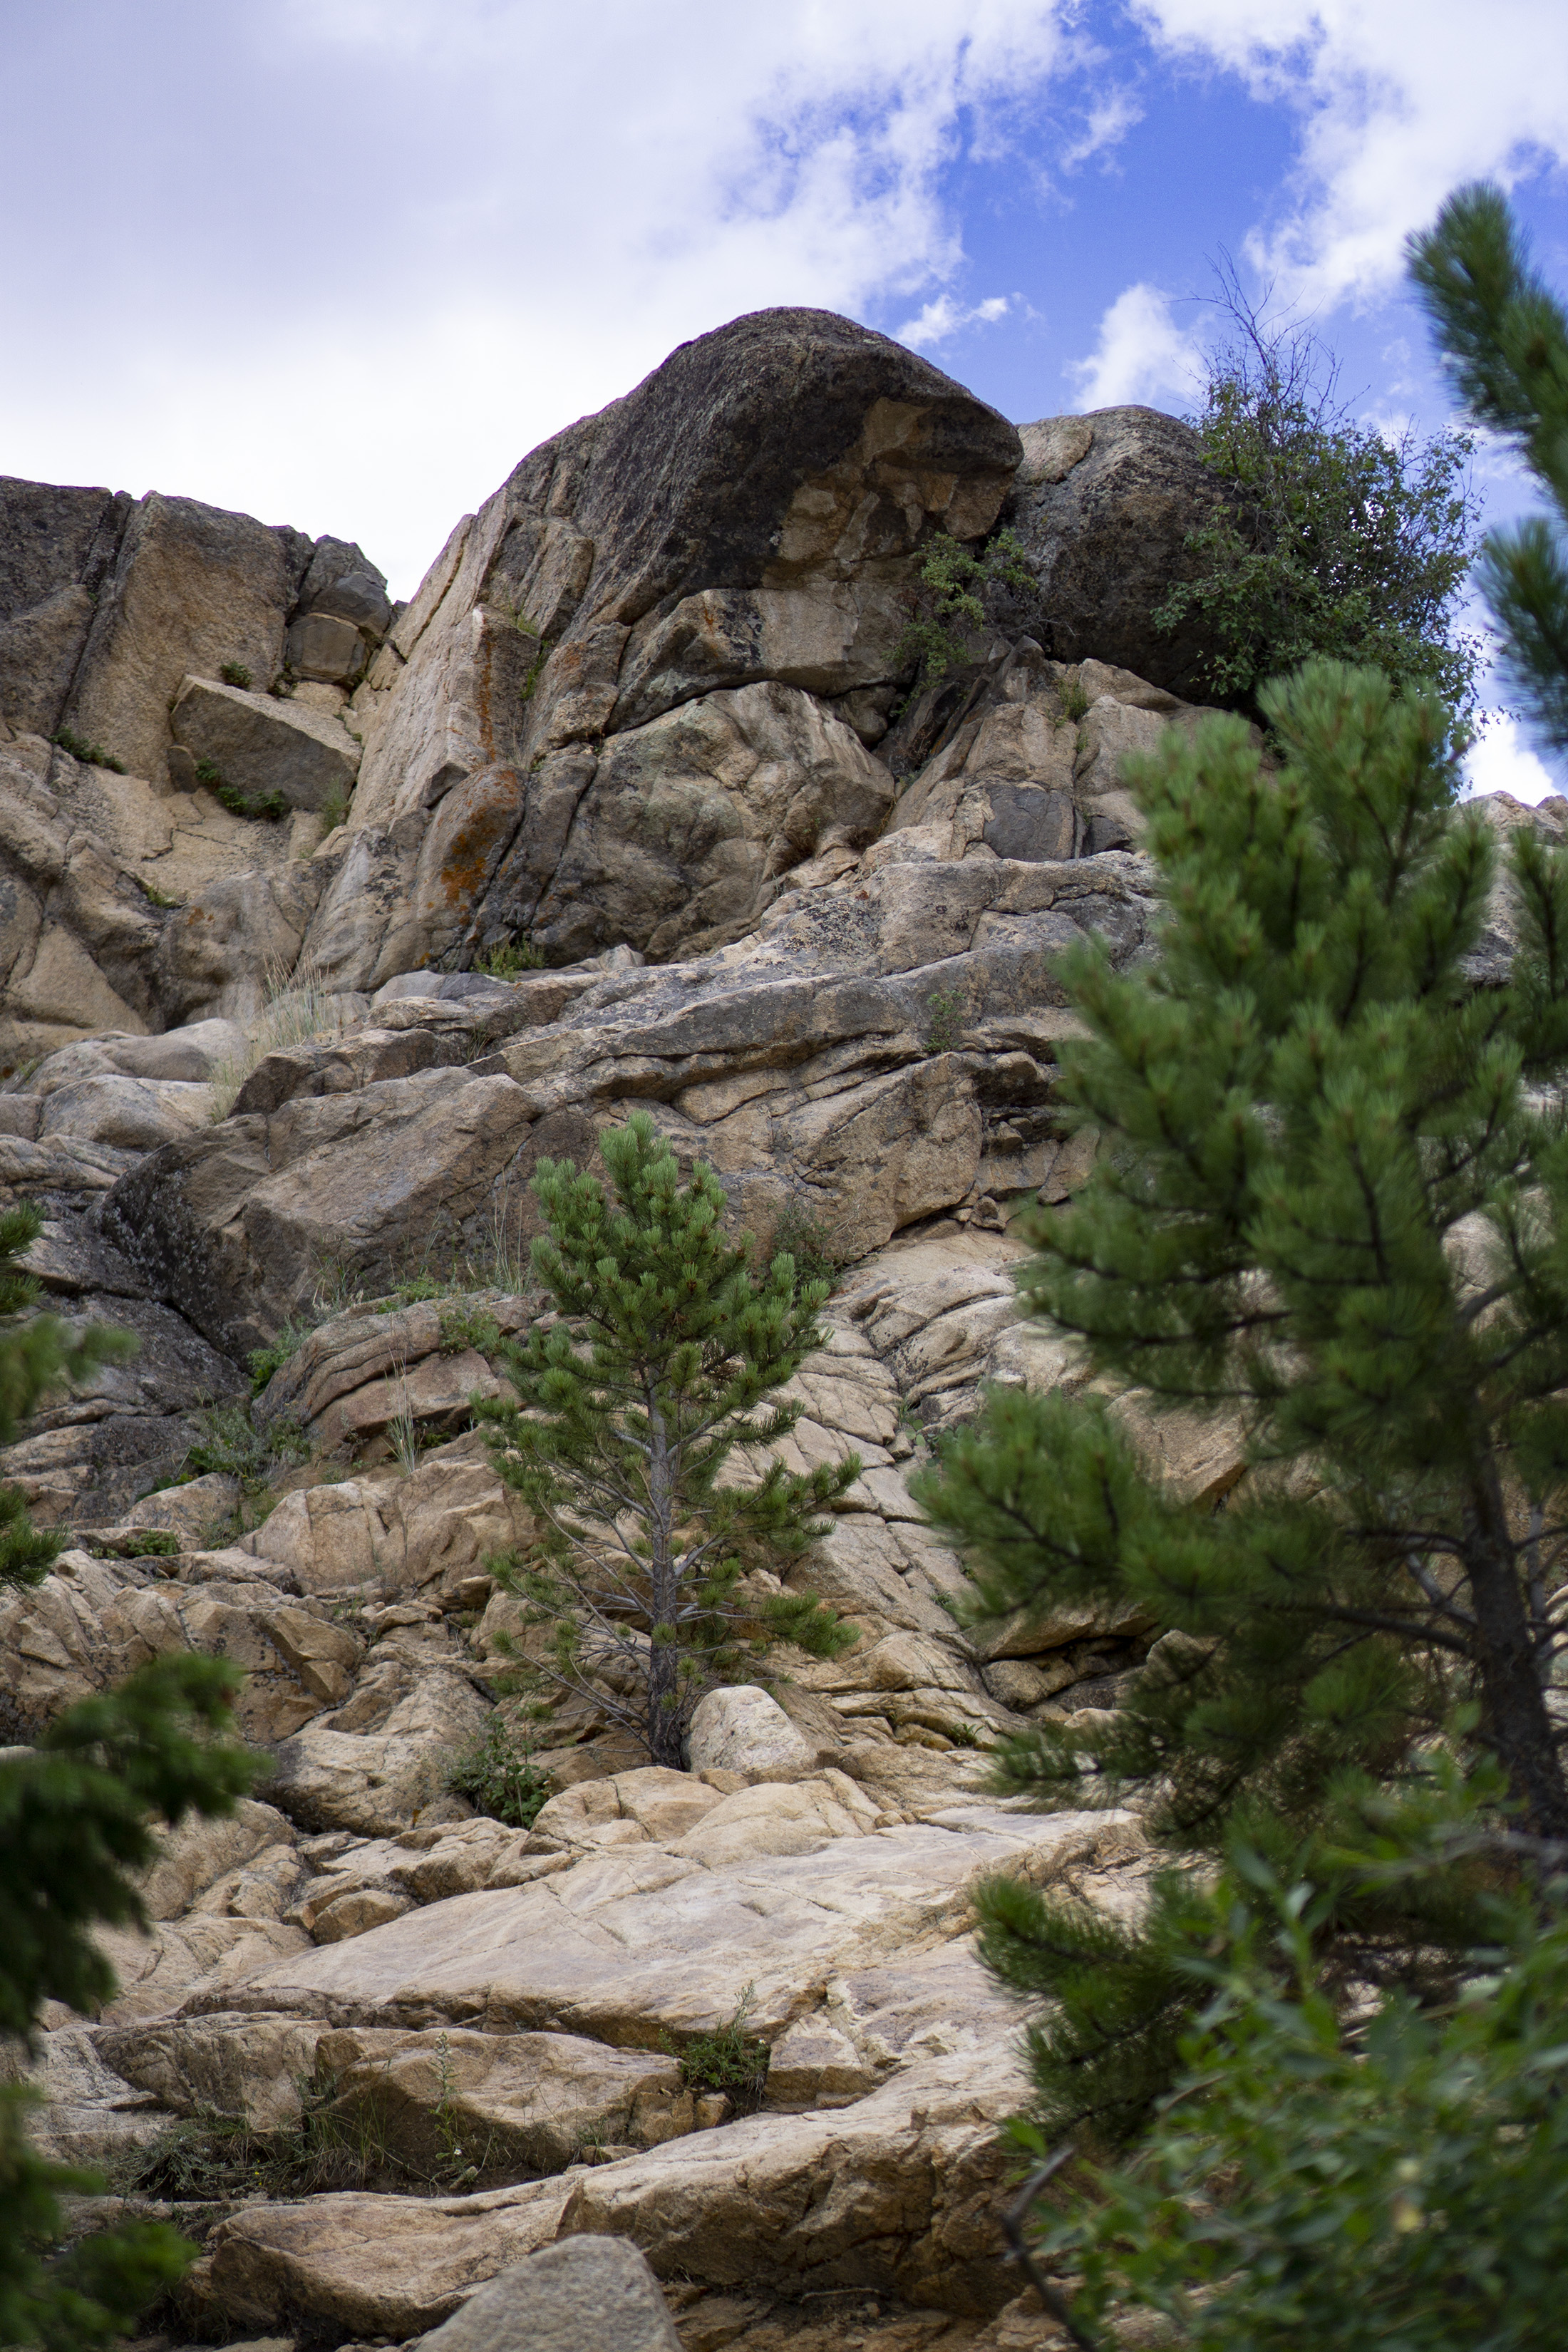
[0,305,1314,2349]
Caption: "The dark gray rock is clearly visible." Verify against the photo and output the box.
[0,477,131,736]
[997,406,1239,701]
[294,534,388,618]
[413,2237,681,2352]
[303,569,392,636]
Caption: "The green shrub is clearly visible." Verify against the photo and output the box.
[1058,672,1090,722]
[317,784,350,833]
[1030,1848,1568,2352]
[51,727,125,774]
[218,661,253,689]
[120,1530,178,1559]
[438,1298,504,1358]
[924,986,964,1053]
[1153,267,1482,723]
[246,1317,318,1394]
[896,527,1035,696]
[476,934,545,977]
[182,1400,309,1487]
[448,1711,551,1830]
[215,778,289,822]
[665,1984,770,2112]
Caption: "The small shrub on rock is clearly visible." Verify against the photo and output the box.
[448,1711,552,1830]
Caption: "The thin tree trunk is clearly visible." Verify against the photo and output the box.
[644,1398,684,1768]
[1465,1461,1568,1840]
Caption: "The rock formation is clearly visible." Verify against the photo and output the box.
[0,304,1467,2351]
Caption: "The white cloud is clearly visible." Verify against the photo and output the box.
[1465,714,1565,805]
[0,1,1080,594]
[1061,90,1146,171]
[1068,283,1205,408]
[1131,0,1568,307]
[897,293,1013,346]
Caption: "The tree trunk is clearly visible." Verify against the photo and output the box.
[1465,1463,1568,1840]
[644,1398,684,1769]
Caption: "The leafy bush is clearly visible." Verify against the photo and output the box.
[217,661,253,688]
[896,527,1034,695]
[317,783,350,833]
[120,1530,178,1559]
[1153,267,1482,724]
[182,1400,309,1487]
[924,986,964,1053]
[448,1710,551,1830]
[246,1316,318,1393]
[767,1200,850,1296]
[1031,1848,1568,2352]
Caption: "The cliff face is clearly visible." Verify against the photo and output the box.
[0,311,1260,2350]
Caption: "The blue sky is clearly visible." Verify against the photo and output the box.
[4,0,1565,792]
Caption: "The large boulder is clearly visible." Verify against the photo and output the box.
[303,307,1023,987]
[418,2239,682,2352]
[996,407,1237,701]
[170,674,363,813]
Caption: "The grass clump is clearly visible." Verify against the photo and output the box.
[52,725,126,773]
[207,956,345,1122]
[924,986,964,1053]
[137,876,183,909]
[476,933,546,977]
[246,1316,319,1393]
[218,661,253,688]
[120,1530,180,1559]
[317,783,350,833]
[1057,670,1091,722]
[664,1984,770,2112]
[438,1297,504,1358]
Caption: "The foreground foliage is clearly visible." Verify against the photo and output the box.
[0,1656,254,2346]
[1037,1840,1568,2352]
[478,1113,856,1767]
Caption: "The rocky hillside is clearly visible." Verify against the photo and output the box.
[0,308,1331,2350]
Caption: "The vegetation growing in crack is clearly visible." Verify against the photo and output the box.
[895,526,1035,697]
[664,1983,770,2113]
[447,1707,551,1830]
[51,726,126,773]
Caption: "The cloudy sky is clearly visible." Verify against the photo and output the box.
[4,0,1566,793]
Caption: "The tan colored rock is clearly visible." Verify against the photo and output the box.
[1,2023,169,2168]
[188,2177,569,2340]
[261,1671,492,1835]
[559,2049,1026,2313]
[215,1805,1134,2045]
[240,1443,523,1601]
[314,2024,693,2177]
[171,674,362,815]
[93,2009,324,2132]
[669,1774,876,1869]
[65,492,296,783]
[418,2237,683,2352]
[687,1686,820,1783]
[36,1073,214,1150]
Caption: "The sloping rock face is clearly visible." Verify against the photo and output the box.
[0,308,1296,2349]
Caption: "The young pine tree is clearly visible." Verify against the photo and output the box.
[916,658,1568,2140]
[477,1113,857,1768]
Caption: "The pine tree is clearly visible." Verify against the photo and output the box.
[1408,182,1568,760]
[478,1113,857,1768]
[915,657,1568,2140]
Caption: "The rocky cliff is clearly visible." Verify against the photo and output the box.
[1,309,1306,2351]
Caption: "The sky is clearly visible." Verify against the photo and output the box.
[3,1,1566,797]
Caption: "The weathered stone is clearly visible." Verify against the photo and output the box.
[314,2026,693,2177]
[94,2008,323,2132]
[260,1671,492,1835]
[0,478,130,737]
[418,2237,682,2352]
[686,1686,821,1783]
[65,493,297,781]
[996,408,1238,700]
[285,610,368,684]
[209,1805,1134,2043]
[170,675,361,815]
